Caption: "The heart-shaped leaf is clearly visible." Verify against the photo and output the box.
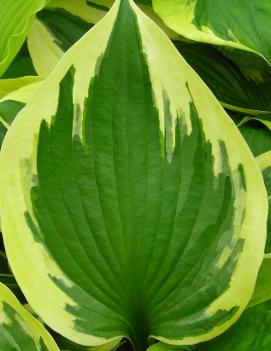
[0,0,267,349]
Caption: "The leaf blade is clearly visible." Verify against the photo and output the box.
[0,0,46,77]
[0,0,267,348]
[0,283,59,351]
[197,256,271,351]
[153,0,271,66]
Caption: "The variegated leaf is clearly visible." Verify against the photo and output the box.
[0,76,41,99]
[28,0,271,114]
[197,256,271,351]
[153,0,271,66]
[0,283,59,351]
[147,344,194,351]
[0,80,43,144]
[0,80,42,231]
[0,0,47,77]
[0,0,267,349]
[27,0,178,76]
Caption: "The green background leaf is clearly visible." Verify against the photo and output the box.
[257,152,271,253]
[174,41,271,114]
[0,0,47,77]
[238,120,271,157]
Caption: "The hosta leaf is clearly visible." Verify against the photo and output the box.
[0,0,47,77]
[0,274,24,303]
[0,76,42,99]
[174,42,271,115]
[53,332,121,351]
[197,257,271,351]
[0,0,267,349]
[2,43,37,79]
[0,80,43,147]
[239,114,271,130]
[0,80,42,233]
[0,283,59,351]
[217,47,271,73]
[27,0,177,76]
[27,11,88,76]
[257,152,271,253]
[90,339,122,351]
[3,57,36,79]
[147,344,194,351]
[0,100,26,129]
[28,4,271,115]
[238,119,271,157]
[0,121,7,149]
[0,247,9,273]
[249,256,271,307]
[153,0,271,66]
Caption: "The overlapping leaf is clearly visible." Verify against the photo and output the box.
[27,0,271,115]
[0,0,267,350]
[2,43,37,79]
[197,257,271,351]
[174,42,271,114]
[257,152,271,253]
[27,1,271,115]
[147,344,194,351]
[27,0,177,76]
[249,256,271,307]
[0,0,47,77]
[0,76,41,100]
[0,80,42,147]
[0,283,59,351]
[150,258,271,351]
[153,0,271,66]
[0,80,42,231]
[237,118,271,157]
